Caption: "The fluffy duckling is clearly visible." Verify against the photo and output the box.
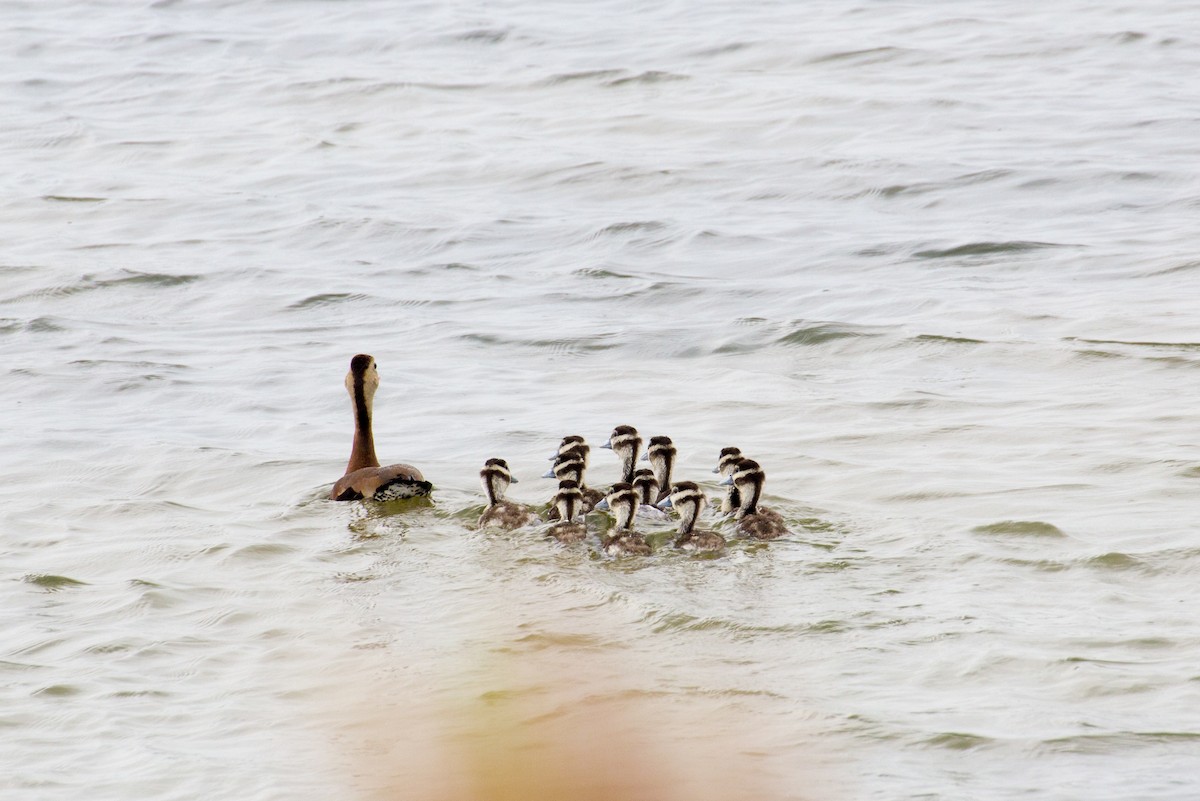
[713,446,743,514]
[547,479,588,543]
[632,468,670,520]
[721,458,787,540]
[330,354,433,501]
[658,481,726,553]
[477,458,537,530]
[602,425,642,484]
[594,482,652,556]
[543,446,604,514]
[641,435,677,504]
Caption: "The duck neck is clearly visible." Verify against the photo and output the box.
[483,474,503,506]
[653,452,673,497]
[677,501,698,535]
[347,378,379,473]
[737,478,762,518]
[619,450,637,484]
[725,484,741,512]
[614,502,635,531]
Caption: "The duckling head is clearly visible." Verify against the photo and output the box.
[543,446,587,482]
[631,468,659,506]
[713,446,742,476]
[480,457,515,505]
[597,481,638,530]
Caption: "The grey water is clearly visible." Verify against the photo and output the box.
[3,1,1199,799]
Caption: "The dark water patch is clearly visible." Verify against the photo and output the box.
[333,571,378,584]
[510,631,610,651]
[0,319,22,334]
[805,619,848,634]
[1073,347,1126,361]
[86,641,138,655]
[883,490,972,502]
[605,70,688,87]
[973,520,1065,538]
[42,195,105,203]
[34,685,81,697]
[1083,552,1145,571]
[286,292,370,310]
[69,359,189,372]
[1180,465,1200,479]
[863,169,1013,200]
[23,270,202,300]
[690,41,754,58]
[648,612,796,638]
[103,270,201,288]
[809,46,915,65]
[922,732,993,751]
[597,220,667,236]
[1041,731,1200,754]
[1019,177,1062,190]
[24,574,89,591]
[573,267,635,279]
[914,241,1065,260]
[455,28,510,44]
[1066,337,1200,352]
[855,244,901,257]
[1142,259,1200,277]
[911,333,987,345]
[460,332,621,355]
[538,69,624,86]
[997,557,1070,573]
[777,323,886,347]
[1119,170,1159,182]
[26,314,64,330]
[1110,31,1149,44]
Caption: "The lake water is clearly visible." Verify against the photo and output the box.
[3,1,1199,799]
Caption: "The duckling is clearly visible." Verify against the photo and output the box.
[547,479,587,543]
[602,425,642,484]
[477,458,537,530]
[721,458,788,540]
[631,468,670,520]
[640,435,678,504]
[713,446,743,514]
[594,482,652,556]
[542,446,604,515]
[658,481,726,553]
[330,354,433,501]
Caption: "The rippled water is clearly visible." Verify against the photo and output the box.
[4,2,1200,799]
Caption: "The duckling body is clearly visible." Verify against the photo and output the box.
[724,459,787,540]
[330,354,432,501]
[543,446,603,516]
[477,458,537,530]
[547,480,587,543]
[659,481,726,553]
[595,482,651,556]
